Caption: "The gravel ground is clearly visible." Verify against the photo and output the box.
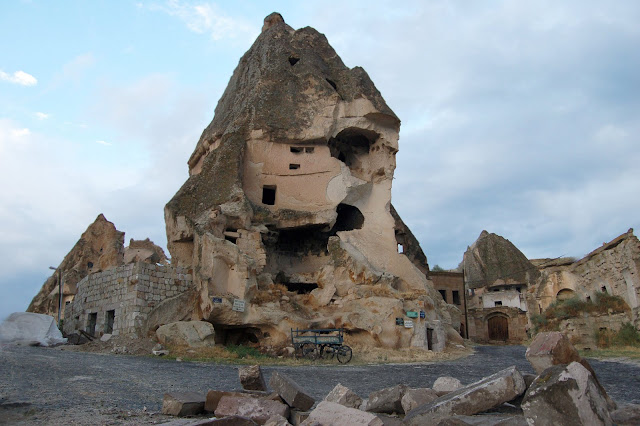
[1,344,639,424]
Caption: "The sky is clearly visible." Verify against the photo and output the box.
[1,1,639,321]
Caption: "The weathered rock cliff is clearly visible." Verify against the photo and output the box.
[165,13,455,350]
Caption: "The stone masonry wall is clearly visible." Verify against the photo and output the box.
[63,262,193,338]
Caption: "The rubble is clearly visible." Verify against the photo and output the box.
[215,395,290,425]
[403,366,526,425]
[525,331,581,374]
[269,372,315,411]
[323,383,362,409]
[432,377,463,395]
[156,321,216,348]
[162,392,205,417]
[303,401,382,426]
[239,365,268,392]
[0,312,66,346]
[400,388,439,414]
[521,362,613,425]
[365,384,407,414]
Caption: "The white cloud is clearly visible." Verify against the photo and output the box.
[11,128,31,137]
[35,112,49,120]
[0,70,37,86]
[151,0,256,41]
[96,140,112,146]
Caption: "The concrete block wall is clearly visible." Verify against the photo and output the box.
[64,262,193,338]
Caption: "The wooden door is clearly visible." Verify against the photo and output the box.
[488,315,509,341]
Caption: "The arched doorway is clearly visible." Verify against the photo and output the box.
[488,315,509,341]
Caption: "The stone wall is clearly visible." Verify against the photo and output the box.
[430,271,467,337]
[63,262,193,338]
[558,312,632,351]
[467,306,529,344]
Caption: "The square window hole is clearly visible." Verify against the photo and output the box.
[262,185,276,205]
[289,164,300,170]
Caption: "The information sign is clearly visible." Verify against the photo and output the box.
[406,311,418,318]
[395,317,404,326]
[212,297,223,304]
[232,299,246,312]
[404,320,414,328]
[419,310,425,319]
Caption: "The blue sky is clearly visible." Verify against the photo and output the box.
[1,1,639,320]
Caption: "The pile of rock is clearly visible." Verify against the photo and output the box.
[158,331,639,425]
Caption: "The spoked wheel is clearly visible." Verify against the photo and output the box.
[301,342,319,360]
[336,345,352,364]
[320,345,336,360]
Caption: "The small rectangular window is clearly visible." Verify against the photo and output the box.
[438,289,447,302]
[494,301,503,306]
[289,164,300,170]
[397,243,404,254]
[305,147,314,153]
[262,185,276,205]
[290,147,303,153]
[452,290,460,305]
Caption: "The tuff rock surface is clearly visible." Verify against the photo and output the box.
[164,13,455,350]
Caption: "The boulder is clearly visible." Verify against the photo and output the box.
[0,312,66,346]
[400,388,439,414]
[239,365,268,391]
[404,366,526,425]
[205,390,250,412]
[162,392,205,417]
[156,321,216,348]
[323,383,362,409]
[525,331,581,374]
[124,238,168,265]
[433,377,462,395]
[264,415,291,426]
[366,384,407,414]
[436,414,527,425]
[269,372,315,411]
[215,395,290,425]
[302,401,383,426]
[521,362,612,426]
[610,403,640,425]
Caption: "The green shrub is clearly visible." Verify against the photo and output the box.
[613,322,640,347]
[593,292,629,314]
[530,313,548,333]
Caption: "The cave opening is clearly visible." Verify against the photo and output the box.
[283,282,319,294]
[214,325,261,346]
[328,128,377,168]
[333,203,364,232]
[273,225,330,256]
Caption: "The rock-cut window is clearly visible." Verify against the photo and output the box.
[262,185,276,205]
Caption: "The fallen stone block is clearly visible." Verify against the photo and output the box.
[302,401,383,426]
[323,383,362,409]
[162,392,205,417]
[404,366,526,425]
[240,365,268,391]
[100,333,112,342]
[215,395,290,425]
[156,321,216,348]
[366,384,407,414]
[436,414,528,425]
[433,377,462,395]
[401,388,439,414]
[153,349,170,356]
[205,390,250,412]
[158,418,258,426]
[525,331,581,374]
[375,413,402,426]
[521,362,612,426]
[269,372,315,411]
[578,359,617,411]
[610,403,640,425]
[264,414,291,426]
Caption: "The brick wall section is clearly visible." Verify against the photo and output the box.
[63,262,193,338]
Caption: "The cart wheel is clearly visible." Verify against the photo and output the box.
[336,345,352,364]
[320,345,335,360]
[301,343,319,360]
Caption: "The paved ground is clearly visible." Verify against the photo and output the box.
[1,344,639,424]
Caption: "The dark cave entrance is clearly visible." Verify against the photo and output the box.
[333,203,364,232]
[328,128,378,168]
[214,325,261,346]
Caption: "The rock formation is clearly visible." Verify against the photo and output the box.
[27,214,125,317]
[124,238,168,265]
[462,231,538,343]
[164,13,455,350]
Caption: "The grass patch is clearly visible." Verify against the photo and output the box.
[161,342,472,366]
[580,346,640,360]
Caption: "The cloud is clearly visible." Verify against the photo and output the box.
[48,53,96,89]
[0,70,37,86]
[35,112,49,120]
[151,0,257,41]
[11,128,31,137]
[96,140,111,146]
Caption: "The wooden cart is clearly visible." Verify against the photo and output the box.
[290,328,353,363]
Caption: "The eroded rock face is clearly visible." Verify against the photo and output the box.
[27,214,125,317]
[164,13,454,350]
[124,238,168,265]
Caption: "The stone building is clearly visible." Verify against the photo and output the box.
[430,271,467,337]
[462,231,538,343]
[461,229,640,346]
[63,262,193,338]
